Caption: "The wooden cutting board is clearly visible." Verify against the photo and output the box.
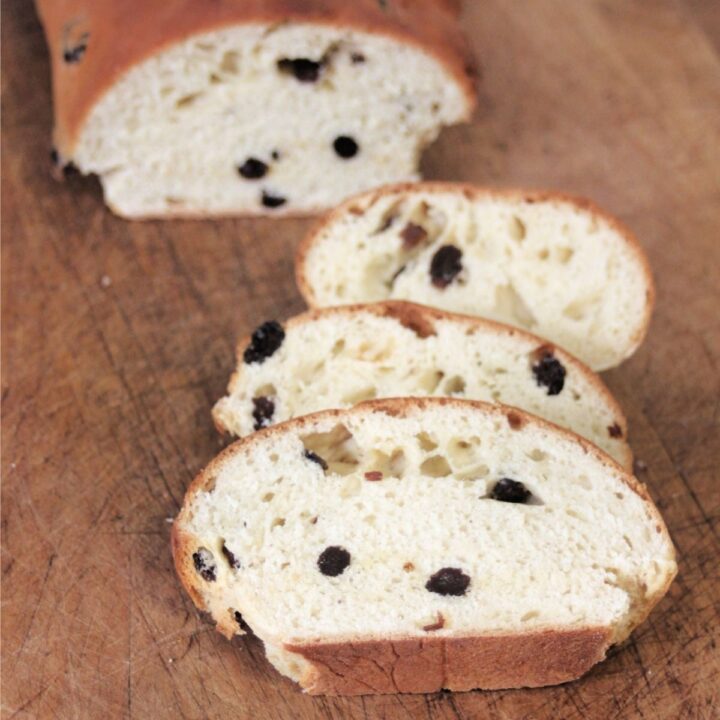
[2,1,719,718]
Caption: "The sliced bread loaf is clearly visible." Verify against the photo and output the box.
[37,1,476,218]
[296,183,654,370]
[173,398,676,695]
[213,302,632,468]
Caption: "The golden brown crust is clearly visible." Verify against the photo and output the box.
[287,626,613,694]
[294,182,656,365]
[174,398,676,695]
[214,300,633,468]
[35,0,477,157]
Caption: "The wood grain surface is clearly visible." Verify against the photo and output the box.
[2,1,719,718]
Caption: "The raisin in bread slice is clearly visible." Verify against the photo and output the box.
[296,183,654,370]
[173,398,676,695]
[36,1,476,218]
[212,301,632,468]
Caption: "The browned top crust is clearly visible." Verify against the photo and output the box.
[35,0,478,156]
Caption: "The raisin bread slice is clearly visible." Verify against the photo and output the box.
[173,398,676,695]
[212,302,632,468]
[36,1,476,218]
[296,183,654,370]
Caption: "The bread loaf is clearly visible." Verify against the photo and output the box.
[213,302,632,468]
[36,1,476,217]
[296,183,654,370]
[173,398,676,695]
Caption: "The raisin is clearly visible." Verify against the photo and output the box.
[192,548,217,582]
[400,223,428,249]
[333,136,359,159]
[243,321,285,364]
[364,471,383,481]
[532,352,566,395]
[233,610,251,631]
[429,245,463,288]
[425,567,470,596]
[261,191,287,209]
[608,422,623,438]
[490,478,531,503]
[63,38,88,63]
[238,158,268,179]
[50,149,78,178]
[351,52,366,64]
[304,449,328,470]
[277,58,322,82]
[317,546,351,576]
[252,397,275,430]
[222,543,241,570]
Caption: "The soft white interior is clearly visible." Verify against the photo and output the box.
[213,308,630,466]
[301,191,651,370]
[182,403,674,655]
[72,25,469,216]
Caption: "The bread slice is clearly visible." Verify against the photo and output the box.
[212,301,632,468]
[296,183,654,370]
[173,398,676,695]
[36,1,476,218]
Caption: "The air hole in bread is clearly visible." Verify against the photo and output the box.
[271,517,286,529]
[443,375,466,394]
[446,437,480,468]
[563,300,588,321]
[220,50,239,74]
[509,215,526,242]
[331,338,346,356]
[527,448,547,462]
[538,248,550,260]
[521,610,540,622]
[301,424,360,476]
[373,201,403,235]
[365,448,406,478]
[255,383,277,398]
[558,247,574,263]
[416,369,444,393]
[175,92,203,109]
[494,284,537,328]
[420,454,452,477]
[261,492,274,502]
[341,385,378,404]
[416,432,439,452]
[456,463,489,480]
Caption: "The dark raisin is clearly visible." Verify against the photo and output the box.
[233,610,251,631]
[252,396,275,430]
[425,567,470,596]
[192,548,217,582]
[261,191,287,209]
[50,149,79,178]
[364,471,383,481]
[351,52,366,64]
[271,149,281,161]
[400,223,428,249]
[532,352,566,395]
[277,58,322,82]
[608,422,623,438]
[63,37,88,63]
[490,478,531,504]
[317,546,351,576]
[222,543,241,570]
[333,136,359,159]
[304,449,328,470]
[429,245,463,288]
[238,158,268,179]
[243,321,285,364]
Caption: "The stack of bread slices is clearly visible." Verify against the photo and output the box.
[175,181,676,695]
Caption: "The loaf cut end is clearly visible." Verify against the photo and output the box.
[66,25,473,217]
